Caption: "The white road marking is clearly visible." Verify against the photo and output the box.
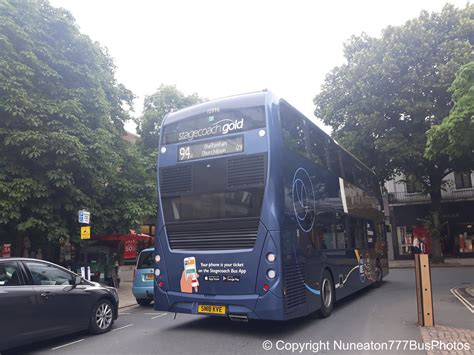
[144,313,157,315]
[450,288,474,313]
[112,324,134,332]
[52,339,85,350]
[118,312,131,315]
[151,313,167,319]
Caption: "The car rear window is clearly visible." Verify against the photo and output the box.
[137,251,154,269]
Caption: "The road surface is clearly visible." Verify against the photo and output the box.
[6,268,472,355]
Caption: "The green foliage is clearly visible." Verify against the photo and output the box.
[0,0,149,244]
[426,61,474,164]
[133,85,203,221]
[137,84,202,152]
[314,4,474,261]
[315,4,473,183]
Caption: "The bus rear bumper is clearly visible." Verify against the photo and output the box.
[154,287,285,320]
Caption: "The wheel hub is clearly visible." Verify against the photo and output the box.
[96,303,113,329]
[322,278,332,308]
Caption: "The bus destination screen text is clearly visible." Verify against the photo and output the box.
[178,136,244,161]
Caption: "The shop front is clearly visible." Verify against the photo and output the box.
[391,201,474,259]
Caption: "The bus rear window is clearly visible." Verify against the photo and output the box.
[163,106,265,144]
[163,190,264,222]
[137,251,154,269]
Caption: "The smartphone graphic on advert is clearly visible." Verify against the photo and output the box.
[184,257,199,292]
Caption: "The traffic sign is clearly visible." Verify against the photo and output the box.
[78,210,90,224]
[81,226,91,240]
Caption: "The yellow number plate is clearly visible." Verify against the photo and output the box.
[198,304,226,315]
[145,274,154,280]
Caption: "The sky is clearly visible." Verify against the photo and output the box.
[50,0,469,134]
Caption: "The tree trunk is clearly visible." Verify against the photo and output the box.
[429,178,444,263]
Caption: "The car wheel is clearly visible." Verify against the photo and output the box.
[136,298,152,306]
[89,299,115,334]
[319,270,334,318]
[372,260,383,288]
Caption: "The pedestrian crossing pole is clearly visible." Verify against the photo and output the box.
[414,254,434,326]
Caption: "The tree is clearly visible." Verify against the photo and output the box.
[314,4,474,262]
[137,84,202,152]
[133,85,203,224]
[426,61,474,164]
[0,0,149,251]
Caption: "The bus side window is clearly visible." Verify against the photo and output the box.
[307,123,327,168]
[326,141,341,177]
[350,218,367,249]
[366,220,375,245]
[315,211,349,250]
[334,224,347,249]
[341,151,355,185]
[280,102,307,157]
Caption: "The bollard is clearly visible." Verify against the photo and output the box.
[414,254,434,326]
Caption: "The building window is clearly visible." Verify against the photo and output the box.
[454,171,472,189]
[406,175,422,193]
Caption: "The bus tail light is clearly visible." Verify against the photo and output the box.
[263,284,269,292]
[158,281,164,287]
[155,268,161,277]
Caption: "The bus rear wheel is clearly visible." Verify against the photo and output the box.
[319,270,334,318]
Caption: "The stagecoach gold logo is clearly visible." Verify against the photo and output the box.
[292,168,316,232]
[178,118,244,141]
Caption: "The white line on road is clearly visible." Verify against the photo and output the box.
[112,324,134,332]
[450,288,474,313]
[52,339,85,350]
[151,313,167,319]
[144,313,157,315]
[118,312,131,315]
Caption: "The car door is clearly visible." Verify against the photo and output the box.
[22,260,92,335]
[0,260,37,351]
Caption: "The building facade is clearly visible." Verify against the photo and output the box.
[385,171,474,259]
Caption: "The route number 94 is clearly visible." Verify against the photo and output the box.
[179,146,191,160]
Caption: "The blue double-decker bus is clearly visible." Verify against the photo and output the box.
[154,91,388,321]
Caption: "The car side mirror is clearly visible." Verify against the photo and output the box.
[74,275,82,286]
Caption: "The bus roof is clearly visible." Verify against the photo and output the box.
[162,90,376,178]
[163,91,269,125]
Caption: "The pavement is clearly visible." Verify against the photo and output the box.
[8,267,473,355]
[420,326,474,355]
[117,265,136,308]
[389,258,474,269]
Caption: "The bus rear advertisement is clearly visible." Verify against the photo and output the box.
[154,91,388,321]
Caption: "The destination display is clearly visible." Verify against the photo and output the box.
[178,135,244,161]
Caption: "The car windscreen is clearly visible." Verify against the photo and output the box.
[137,251,154,269]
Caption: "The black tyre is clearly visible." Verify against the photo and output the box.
[89,299,115,334]
[136,298,152,306]
[372,260,383,288]
[319,270,334,318]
